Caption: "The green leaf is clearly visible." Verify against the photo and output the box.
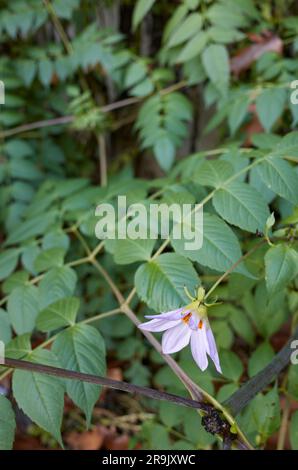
[10,158,42,181]
[211,320,233,349]
[248,342,274,377]
[5,211,58,246]
[266,212,275,231]
[177,31,207,63]
[265,245,298,295]
[257,156,298,205]
[42,230,70,251]
[287,365,298,400]
[39,266,77,309]
[163,5,188,43]
[0,395,16,450]
[36,297,79,332]
[154,135,175,171]
[107,239,156,265]
[34,247,65,272]
[168,13,202,48]
[240,386,280,443]
[228,307,255,345]
[202,44,230,92]
[228,95,250,135]
[125,361,150,386]
[251,282,286,338]
[135,253,200,311]
[16,59,36,87]
[5,333,32,360]
[143,423,171,450]
[164,92,193,120]
[162,185,195,205]
[213,181,270,233]
[185,0,200,8]
[12,349,65,446]
[7,285,39,335]
[4,139,32,158]
[53,0,79,19]
[256,88,287,132]
[21,245,40,275]
[183,408,215,446]
[222,150,249,182]
[0,249,20,281]
[171,440,194,450]
[260,385,281,438]
[290,411,298,450]
[250,165,275,203]
[206,3,251,28]
[132,0,156,31]
[100,315,134,339]
[195,160,233,188]
[38,58,53,86]
[208,27,244,43]
[171,212,252,276]
[272,131,298,157]
[220,350,243,381]
[53,324,106,425]
[159,401,184,428]
[252,133,282,150]
[125,62,147,89]
[130,79,154,97]
[0,309,12,344]
[217,383,238,403]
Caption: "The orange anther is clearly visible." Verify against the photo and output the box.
[182,313,192,324]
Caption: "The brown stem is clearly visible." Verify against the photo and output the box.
[98,135,108,187]
[0,116,74,139]
[0,82,187,139]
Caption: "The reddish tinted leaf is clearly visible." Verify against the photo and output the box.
[231,34,283,75]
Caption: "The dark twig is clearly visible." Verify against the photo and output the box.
[3,357,252,449]
[224,326,298,416]
[4,357,212,413]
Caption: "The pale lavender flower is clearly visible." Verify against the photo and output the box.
[138,289,222,373]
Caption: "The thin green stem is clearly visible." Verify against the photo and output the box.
[205,240,266,301]
[82,308,122,325]
[43,0,73,54]
[73,228,92,256]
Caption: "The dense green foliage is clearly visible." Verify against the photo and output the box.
[0,0,298,450]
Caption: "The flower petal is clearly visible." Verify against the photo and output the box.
[188,313,198,330]
[206,327,222,374]
[145,307,185,321]
[190,329,209,371]
[162,322,191,354]
[139,318,180,332]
